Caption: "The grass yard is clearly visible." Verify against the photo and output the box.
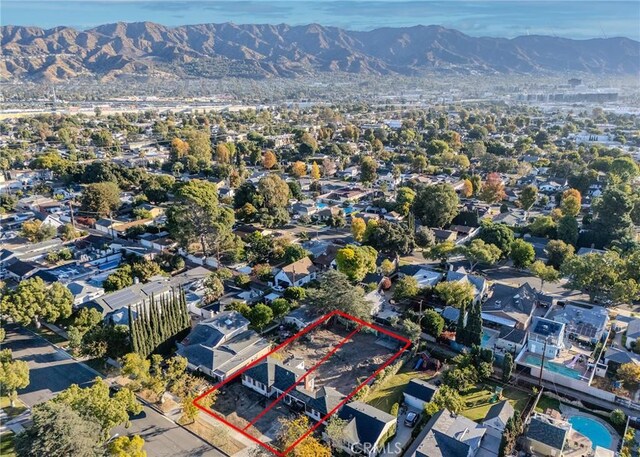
[535,395,561,414]
[460,382,531,422]
[366,366,437,414]
[26,325,68,346]
[0,432,16,457]
[0,397,27,420]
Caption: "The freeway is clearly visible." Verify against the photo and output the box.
[3,324,224,457]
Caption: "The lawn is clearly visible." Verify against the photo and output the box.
[0,432,16,457]
[366,366,437,414]
[0,396,27,420]
[535,395,561,413]
[460,382,532,422]
[26,324,68,346]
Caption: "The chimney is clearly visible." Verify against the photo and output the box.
[133,277,140,284]
[304,376,314,391]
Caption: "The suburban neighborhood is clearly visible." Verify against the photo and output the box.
[1,75,640,457]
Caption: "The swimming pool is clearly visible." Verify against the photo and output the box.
[523,354,583,380]
[568,416,613,450]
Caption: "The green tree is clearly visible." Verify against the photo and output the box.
[269,298,291,321]
[351,217,367,243]
[306,270,372,321]
[1,277,72,326]
[510,239,535,269]
[425,240,458,263]
[617,362,640,388]
[185,129,212,162]
[284,286,306,301]
[203,274,224,304]
[518,185,538,214]
[610,409,626,427]
[248,304,273,331]
[478,221,514,256]
[120,353,151,389]
[365,220,415,256]
[81,182,120,217]
[282,244,309,265]
[459,239,501,271]
[54,378,142,439]
[424,386,465,416]
[335,245,377,282]
[422,309,445,338]
[561,251,627,302]
[15,401,103,457]
[592,187,635,246]
[393,276,420,301]
[545,239,575,269]
[108,435,147,457]
[20,220,57,242]
[530,260,560,291]
[413,183,460,228]
[414,226,436,249]
[166,180,235,258]
[360,156,378,183]
[465,301,483,347]
[560,188,582,217]
[528,216,557,238]
[395,187,416,216]
[0,349,29,406]
[435,281,475,308]
[502,352,514,382]
[557,215,579,245]
[103,265,133,292]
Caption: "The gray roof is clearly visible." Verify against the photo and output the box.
[548,304,608,340]
[406,409,486,457]
[404,379,438,403]
[526,416,568,451]
[482,283,537,327]
[498,326,527,344]
[181,311,250,348]
[625,319,640,339]
[483,400,514,424]
[338,401,395,447]
[446,268,486,296]
[604,347,640,365]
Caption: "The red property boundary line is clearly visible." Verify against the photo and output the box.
[193,310,411,457]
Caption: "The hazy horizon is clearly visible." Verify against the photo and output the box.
[2,0,639,41]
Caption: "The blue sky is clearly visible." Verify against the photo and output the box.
[2,1,639,40]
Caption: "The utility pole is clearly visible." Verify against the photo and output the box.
[68,201,75,229]
[538,337,549,388]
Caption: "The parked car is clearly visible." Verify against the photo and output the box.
[404,411,419,427]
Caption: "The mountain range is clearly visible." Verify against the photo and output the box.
[1,22,639,81]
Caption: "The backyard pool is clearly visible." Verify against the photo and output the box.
[523,354,584,380]
[568,416,613,450]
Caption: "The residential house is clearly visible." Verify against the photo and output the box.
[482,283,538,330]
[398,264,443,288]
[272,257,317,289]
[404,409,488,457]
[527,317,566,359]
[625,319,640,350]
[603,346,640,373]
[495,327,528,354]
[177,311,271,382]
[3,259,40,281]
[547,304,609,344]
[284,306,318,329]
[403,379,439,410]
[67,281,104,306]
[242,357,343,421]
[433,229,457,243]
[446,267,488,305]
[481,401,514,438]
[524,413,591,457]
[335,401,397,457]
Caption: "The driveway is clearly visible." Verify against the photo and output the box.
[380,408,420,457]
[3,324,223,457]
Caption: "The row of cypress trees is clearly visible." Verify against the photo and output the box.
[456,299,483,347]
[128,288,191,358]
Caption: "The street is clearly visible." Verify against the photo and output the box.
[3,324,223,457]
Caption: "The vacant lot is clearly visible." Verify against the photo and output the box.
[274,322,396,395]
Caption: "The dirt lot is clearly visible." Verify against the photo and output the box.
[212,381,295,442]
[274,321,397,395]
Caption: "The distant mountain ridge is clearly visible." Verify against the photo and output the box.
[1,22,638,81]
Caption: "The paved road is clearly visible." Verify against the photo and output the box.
[4,324,223,457]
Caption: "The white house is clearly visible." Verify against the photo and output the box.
[402,379,439,410]
[481,401,514,438]
[272,257,318,289]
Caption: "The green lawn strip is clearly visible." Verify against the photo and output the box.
[535,394,561,413]
[26,324,68,346]
[460,382,532,422]
[366,368,436,414]
[0,396,27,420]
[0,432,16,457]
